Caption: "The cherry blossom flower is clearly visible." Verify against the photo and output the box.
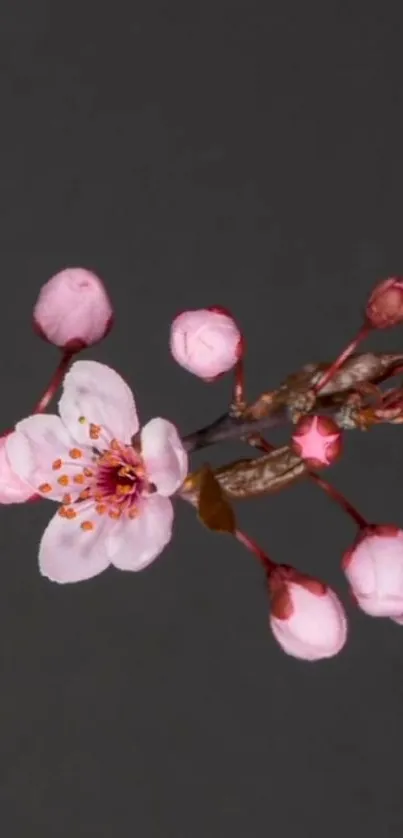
[6,361,188,583]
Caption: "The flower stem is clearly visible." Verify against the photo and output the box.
[248,433,369,530]
[235,528,276,574]
[1,350,75,438]
[231,358,246,414]
[313,323,372,395]
[32,350,74,414]
[309,472,368,529]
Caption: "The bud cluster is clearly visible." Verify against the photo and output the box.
[1,269,403,665]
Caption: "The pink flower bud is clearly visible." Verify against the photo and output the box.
[342,525,403,616]
[0,433,36,504]
[169,306,243,381]
[291,414,343,468]
[366,277,403,329]
[268,566,348,661]
[33,268,114,351]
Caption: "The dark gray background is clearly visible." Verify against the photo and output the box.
[0,1,403,835]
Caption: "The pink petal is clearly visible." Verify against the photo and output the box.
[39,502,110,583]
[0,433,35,504]
[107,495,174,571]
[59,360,139,448]
[5,415,90,501]
[141,418,188,496]
[270,584,347,661]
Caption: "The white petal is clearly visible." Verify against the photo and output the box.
[59,360,139,447]
[141,417,188,496]
[39,503,110,583]
[6,415,90,501]
[107,495,174,571]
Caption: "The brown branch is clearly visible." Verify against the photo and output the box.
[182,351,403,453]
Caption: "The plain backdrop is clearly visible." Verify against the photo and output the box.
[1,1,403,835]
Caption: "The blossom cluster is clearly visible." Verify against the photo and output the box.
[2,268,403,663]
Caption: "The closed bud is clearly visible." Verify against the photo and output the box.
[169,307,242,381]
[0,433,36,504]
[366,277,403,329]
[33,268,114,351]
[268,565,347,661]
[291,414,343,468]
[342,525,403,616]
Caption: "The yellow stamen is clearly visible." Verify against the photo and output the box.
[39,483,52,493]
[78,416,86,424]
[95,503,107,515]
[52,459,62,470]
[128,507,139,519]
[57,474,69,486]
[83,467,94,477]
[81,520,94,531]
[59,506,77,519]
[89,423,101,440]
[62,493,72,505]
[108,509,122,519]
[116,484,132,495]
[69,448,82,459]
[73,473,85,485]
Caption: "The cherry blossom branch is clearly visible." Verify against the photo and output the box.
[4,268,403,663]
[247,434,369,530]
[182,349,403,453]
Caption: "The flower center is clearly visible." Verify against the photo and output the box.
[39,420,151,531]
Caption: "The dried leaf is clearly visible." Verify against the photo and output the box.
[283,352,403,399]
[197,464,236,533]
[214,445,307,499]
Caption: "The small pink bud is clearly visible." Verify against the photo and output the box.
[33,268,114,351]
[366,277,403,329]
[169,307,242,381]
[0,433,36,504]
[342,525,403,616]
[291,414,343,468]
[268,566,347,661]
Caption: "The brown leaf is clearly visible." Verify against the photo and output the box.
[197,464,236,533]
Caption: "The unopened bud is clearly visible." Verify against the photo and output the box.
[291,414,343,468]
[268,565,347,661]
[366,277,403,329]
[342,524,403,616]
[169,307,243,381]
[33,268,114,351]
